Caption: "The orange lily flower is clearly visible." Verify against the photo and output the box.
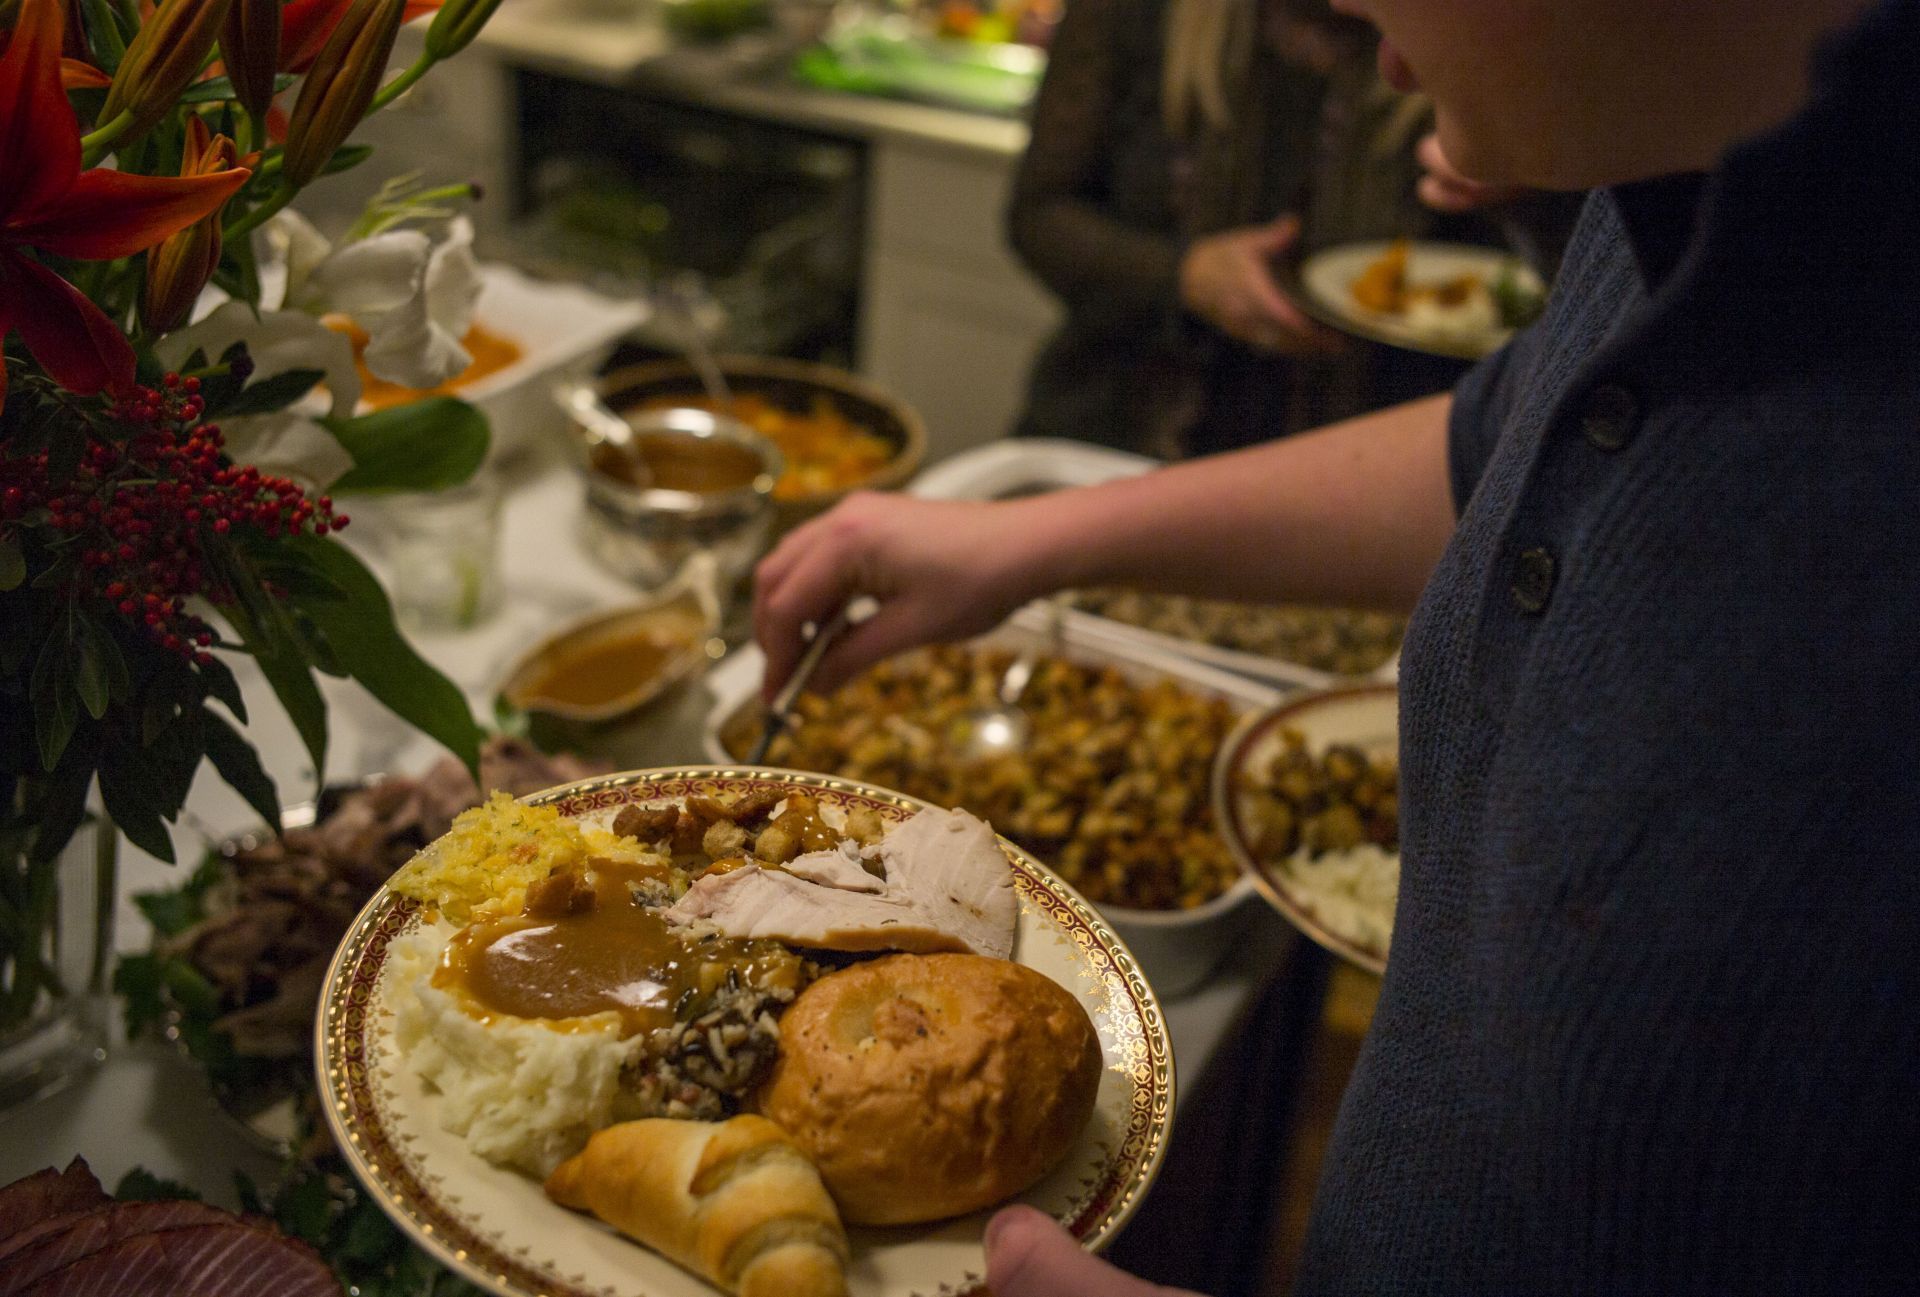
[280,0,441,73]
[0,0,251,410]
[58,57,108,89]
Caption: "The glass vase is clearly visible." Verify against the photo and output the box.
[0,819,114,1111]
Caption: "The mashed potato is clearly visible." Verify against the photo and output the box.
[388,921,644,1176]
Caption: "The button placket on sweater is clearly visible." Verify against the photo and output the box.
[1504,379,1645,616]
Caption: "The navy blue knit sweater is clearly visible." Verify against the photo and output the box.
[1296,2,1920,1292]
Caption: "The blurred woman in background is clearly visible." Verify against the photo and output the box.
[1007,0,1562,457]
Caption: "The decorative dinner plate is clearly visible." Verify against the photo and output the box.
[1293,240,1543,360]
[317,766,1175,1297]
[1212,686,1400,975]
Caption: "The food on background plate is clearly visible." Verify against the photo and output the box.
[1347,238,1541,337]
[1238,727,1400,959]
[328,316,525,410]
[637,393,894,501]
[0,1159,338,1297]
[726,645,1242,910]
[1067,588,1406,678]
[545,1115,849,1297]
[757,953,1100,1226]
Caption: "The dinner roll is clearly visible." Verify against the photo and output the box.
[754,953,1101,1225]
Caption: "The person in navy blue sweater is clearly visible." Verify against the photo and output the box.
[754,0,1920,1291]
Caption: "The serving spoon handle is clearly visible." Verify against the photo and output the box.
[748,608,852,765]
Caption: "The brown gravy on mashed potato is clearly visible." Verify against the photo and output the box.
[436,857,806,1038]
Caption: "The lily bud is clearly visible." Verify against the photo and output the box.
[424,0,507,61]
[220,0,282,120]
[142,119,241,334]
[281,0,404,189]
[101,0,238,140]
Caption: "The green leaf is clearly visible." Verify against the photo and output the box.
[174,74,292,106]
[201,709,281,832]
[82,612,133,703]
[28,752,94,866]
[196,653,248,724]
[133,888,204,938]
[114,1168,203,1203]
[113,952,168,1037]
[77,0,128,72]
[324,397,490,495]
[323,144,375,176]
[32,623,78,771]
[274,1172,335,1245]
[234,1172,267,1217]
[0,535,23,591]
[141,690,179,746]
[284,535,482,776]
[218,368,326,418]
[73,620,111,720]
[97,757,175,863]
[338,1197,402,1264]
[214,552,327,779]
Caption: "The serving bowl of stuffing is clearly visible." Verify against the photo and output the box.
[315,767,1172,1297]
[704,606,1283,996]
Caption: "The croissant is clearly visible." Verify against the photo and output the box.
[544,1115,849,1297]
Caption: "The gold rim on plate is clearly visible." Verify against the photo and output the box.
[316,766,1175,1297]
[1212,686,1399,976]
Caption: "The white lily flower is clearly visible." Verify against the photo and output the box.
[276,210,480,390]
[155,210,485,491]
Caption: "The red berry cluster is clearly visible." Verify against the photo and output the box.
[0,374,348,663]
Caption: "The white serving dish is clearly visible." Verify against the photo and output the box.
[702,602,1284,998]
[415,264,648,463]
[908,437,1158,501]
[906,439,1399,688]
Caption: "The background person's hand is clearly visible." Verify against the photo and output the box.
[1415,132,1530,214]
[751,492,1054,703]
[1178,215,1343,355]
[985,1205,1208,1297]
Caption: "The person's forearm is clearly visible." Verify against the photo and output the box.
[1011,394,1457,612]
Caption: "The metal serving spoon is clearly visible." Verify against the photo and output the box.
[748,606,854,765]
[951,596,1065,761]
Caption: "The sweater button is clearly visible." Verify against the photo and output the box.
[1581,384,1639,451]
[1511,547,1556,613]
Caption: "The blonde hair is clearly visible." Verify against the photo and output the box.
[1162,0,1251,136]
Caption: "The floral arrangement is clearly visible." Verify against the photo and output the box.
[0,0,506,1041]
